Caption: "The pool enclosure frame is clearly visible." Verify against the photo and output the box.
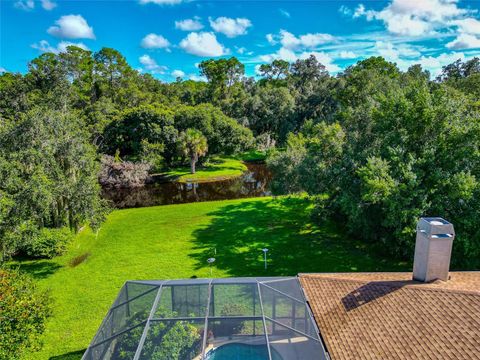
[82,277,328,360]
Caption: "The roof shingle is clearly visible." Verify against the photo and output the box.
[299,272,480,360]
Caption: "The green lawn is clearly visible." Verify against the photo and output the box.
[14,197,409,360]
[161,156,247,183]
[235,149,268,162]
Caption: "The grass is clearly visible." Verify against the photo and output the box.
[235,149,268,163]
[161,156,247,183]
[12,196,409,360]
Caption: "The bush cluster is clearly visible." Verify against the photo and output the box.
[24,227,73,259]
[0,269,51,360]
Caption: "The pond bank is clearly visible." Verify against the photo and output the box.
[158,156,248,183]
[102,162,272,208]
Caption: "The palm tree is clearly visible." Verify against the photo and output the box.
[178,128,208,174]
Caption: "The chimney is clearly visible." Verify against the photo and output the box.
[413,217,455,282]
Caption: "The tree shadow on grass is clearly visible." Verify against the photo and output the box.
[190,197,409,277]
[49,349,85,360]
[9,259,62,280]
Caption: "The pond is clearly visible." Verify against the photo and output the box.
[102,163,272,209]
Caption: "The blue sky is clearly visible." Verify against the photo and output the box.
[1,0,480,81]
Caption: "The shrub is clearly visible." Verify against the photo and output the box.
[0,268,51,360]
[24,227,73,259]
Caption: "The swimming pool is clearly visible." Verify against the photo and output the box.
[205,343,282,360]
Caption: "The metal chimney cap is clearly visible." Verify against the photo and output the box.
[417,217,455,237]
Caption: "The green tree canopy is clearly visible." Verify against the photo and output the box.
[199,57,245,102]
[103,104,177,163]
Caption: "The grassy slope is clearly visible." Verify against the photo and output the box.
[15,197,409,360]
[161,156,247,183]
[235,150,267,162]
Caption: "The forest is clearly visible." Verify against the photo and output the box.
[1,46,479,270]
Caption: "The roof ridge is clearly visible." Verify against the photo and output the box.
[300,274,480,296]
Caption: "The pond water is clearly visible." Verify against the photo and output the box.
[102,163,272,209]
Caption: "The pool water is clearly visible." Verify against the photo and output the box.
[205,343,281,360]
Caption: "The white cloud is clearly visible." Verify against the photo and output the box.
[14,0,34,10]
[31,40,89,54]
[175,17,203,31]
[266,34,277,45]
[209,17,252,38]
[279,9,291,18]
[32,40,57,53]
[339,5,352,17]
[41,0,57,10]
[259,29,338,72]
[375,41,421,60]
[269,30,335,50]
[0,67,7,73]
[57,41,89,52]
[139,0,184,5]
[14,0,57,11]
[446,34,480,50]
[259,49,340,73]
[234,47,245,55]
[353,0,470,37]
[416,52,468,76]
[365,39,471,76]
[353,4,366,18]
[47,15,95,39]
[172,69,185,78]
[369,41,430,70]
[452,18,480,35]
[139,55,167,74]
[188,74,207,82]
[339,51,358,59]
[235,46,253,56]
[179,32,227,57]
[297,33,335,48]
[141,33,171,50]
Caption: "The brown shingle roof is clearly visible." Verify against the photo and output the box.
[299,272,480,360]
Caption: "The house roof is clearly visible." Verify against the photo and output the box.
[299,272,480,360]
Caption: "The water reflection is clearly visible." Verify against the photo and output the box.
[102,163,272,209]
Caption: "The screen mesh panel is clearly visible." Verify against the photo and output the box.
[83,277,328,360]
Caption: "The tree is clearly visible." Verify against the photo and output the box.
[0,269,51,360]
[0,107,108,262]
[437,57,480,99]
[173,103,254,155]
[245,84,295,142]
[289,54,328,84]
[102,104,177,164]
[0,72,31,122]
[59,45,94,108]
[259,59,290,80]
[93,47,138,105]
[178,129,208,174]
[25,52,70,110]
[285,55,339,131]
[268,57,480,268]
[199,57,245,102]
